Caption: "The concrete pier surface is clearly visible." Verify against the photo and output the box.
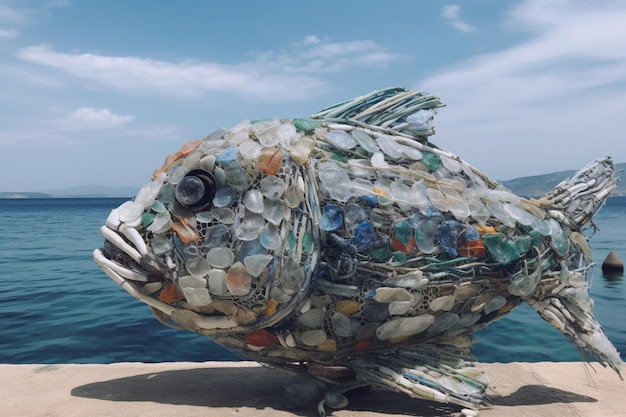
[1,361,623,417]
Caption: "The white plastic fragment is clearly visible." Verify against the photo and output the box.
[100,225,142,263]
[93,249,149,282]
[119,224,148,255]
[105,207,121,231]
[134,172,167,208]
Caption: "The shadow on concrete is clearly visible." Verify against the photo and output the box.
[71,366,596,416]
[71,366,459,416]
[491,384,597,407]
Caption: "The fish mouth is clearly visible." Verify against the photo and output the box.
[94,231,164,284]
[95,217,169,283]
[93,229,243,332]
[93,200,183,324]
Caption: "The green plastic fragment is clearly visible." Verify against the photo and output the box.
[302,228,313,253]
[393,219,413,245]
[292,118,321,133]
[422,151,441,171]
[151,200,167,213]
[482,233,520,264]
[528,229,542,248]
[142,211,155,228]
[392,251,408,263]
[515,235,532,255]
[371,246,392,262]
[330,152,347,163]
[288,231,297,250]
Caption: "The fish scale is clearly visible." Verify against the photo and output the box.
[93,87,622,416]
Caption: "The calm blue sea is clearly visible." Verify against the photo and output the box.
[0,197,624,364]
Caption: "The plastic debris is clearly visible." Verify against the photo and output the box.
[94,87,623,416]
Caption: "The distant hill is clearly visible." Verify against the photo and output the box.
[0,192,54,199]
[0,185,138,199]
[1,164,624,199]
[42,185,139,198]
[501,163,626,198]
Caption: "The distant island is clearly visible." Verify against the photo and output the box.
[0,185,138,199]
[1,164,624,199]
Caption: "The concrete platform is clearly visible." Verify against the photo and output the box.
[0,361,623,417]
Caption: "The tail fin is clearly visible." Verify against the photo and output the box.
[537,156,619,230]
[530,157,622,377]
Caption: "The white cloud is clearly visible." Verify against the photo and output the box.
[301,40,380,58]
[58,107,134,130]
[301,35,320,45]
[249,38,405,80]
[0,28,17,38]
[427,0,626,119]
[0,63,63,88]
[0,4,26,23]
[16,37,403,101]
[420,0,626,179]
[0,117,181,147]
[442,5,475,33]
[303,40,400,67]
[0,3,27,39]
[15,45,326,100]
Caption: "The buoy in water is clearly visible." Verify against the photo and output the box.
[602,251,624,275]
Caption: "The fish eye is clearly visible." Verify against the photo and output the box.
[175,169,217,211]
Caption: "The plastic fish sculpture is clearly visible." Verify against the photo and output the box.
[94,87,622,415]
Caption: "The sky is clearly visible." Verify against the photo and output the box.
[1,0,626,192]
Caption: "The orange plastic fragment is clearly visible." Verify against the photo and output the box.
[179,139,202,156]
[152,152,179,179]
[373,186,391,198]
[352,339,371,352]
[257,147,283,176]
[152,139,202,179]
[159,283,182,303]
[391,236,418,255]
[245,329,279,347]
[458,239,486,258]
[171,220,201,244]
[264,299,279,317]
[476,226,498,235]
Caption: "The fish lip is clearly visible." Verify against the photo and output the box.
[96,228,168,283]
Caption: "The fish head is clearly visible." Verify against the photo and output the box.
[94,121,319,333]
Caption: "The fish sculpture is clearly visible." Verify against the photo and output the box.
[94,87,622,415]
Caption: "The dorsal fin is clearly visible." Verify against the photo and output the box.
[309,87,445,139]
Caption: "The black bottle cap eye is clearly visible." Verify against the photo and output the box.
[175,169,216,211]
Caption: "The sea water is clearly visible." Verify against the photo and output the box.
[0,197,624,364]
